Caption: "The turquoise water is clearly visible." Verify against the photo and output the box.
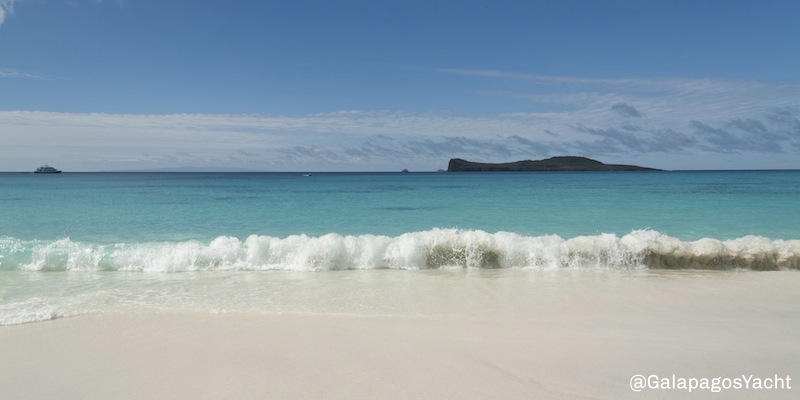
[2,171,799,242]
[1,171,799,324]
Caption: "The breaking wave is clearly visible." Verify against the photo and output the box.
[1,229,799,272]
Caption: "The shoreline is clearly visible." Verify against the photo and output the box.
[2,271,799,399]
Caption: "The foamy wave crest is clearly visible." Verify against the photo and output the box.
[1,230,799,272]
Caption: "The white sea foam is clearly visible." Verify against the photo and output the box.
[1,229,799,272]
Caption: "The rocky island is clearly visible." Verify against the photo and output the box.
[447,156,659,172]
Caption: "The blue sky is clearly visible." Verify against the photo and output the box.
[1,0,799,171]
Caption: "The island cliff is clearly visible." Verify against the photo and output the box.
[447,157,659,172]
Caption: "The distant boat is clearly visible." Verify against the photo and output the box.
[303,173,312,177]
[401,169,409,173]
[34,165,62,173]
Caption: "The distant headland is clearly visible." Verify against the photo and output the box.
[447,157,659,172]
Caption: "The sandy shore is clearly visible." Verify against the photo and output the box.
[2,271,799,399]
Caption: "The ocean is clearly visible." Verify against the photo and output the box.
[1,170,799,325]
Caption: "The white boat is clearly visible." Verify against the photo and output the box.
[34,165,62,173]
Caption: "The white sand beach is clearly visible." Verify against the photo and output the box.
[2,270,798,400]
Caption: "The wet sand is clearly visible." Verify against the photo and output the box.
[1,271,799,399]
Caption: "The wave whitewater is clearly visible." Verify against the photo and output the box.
[1,230,799,272]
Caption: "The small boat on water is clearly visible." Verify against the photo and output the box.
[34,165,62,173]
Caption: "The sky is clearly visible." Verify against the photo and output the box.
[1,0,799,171]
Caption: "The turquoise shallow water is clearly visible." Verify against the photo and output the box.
[2,170,799,242]
[1,170,799,324]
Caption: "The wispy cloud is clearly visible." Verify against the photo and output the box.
[441,68,800,123]
[1,0,125,29]
[0,67,54,80]
[2,69,800,170]
[3,103,800,171]
[0,0,14,27]
[611,103,642,117]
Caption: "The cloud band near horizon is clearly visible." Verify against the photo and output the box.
[2,72,799,171]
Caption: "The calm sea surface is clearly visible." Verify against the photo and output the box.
[1,171,799,324]
[2,170,799,241]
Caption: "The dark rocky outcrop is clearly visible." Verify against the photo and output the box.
[447,157,659,172]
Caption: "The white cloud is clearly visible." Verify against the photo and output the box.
[0,0,14,27]
[0,68,52,79]
[442,68,800,124]
[2,70,799,171]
